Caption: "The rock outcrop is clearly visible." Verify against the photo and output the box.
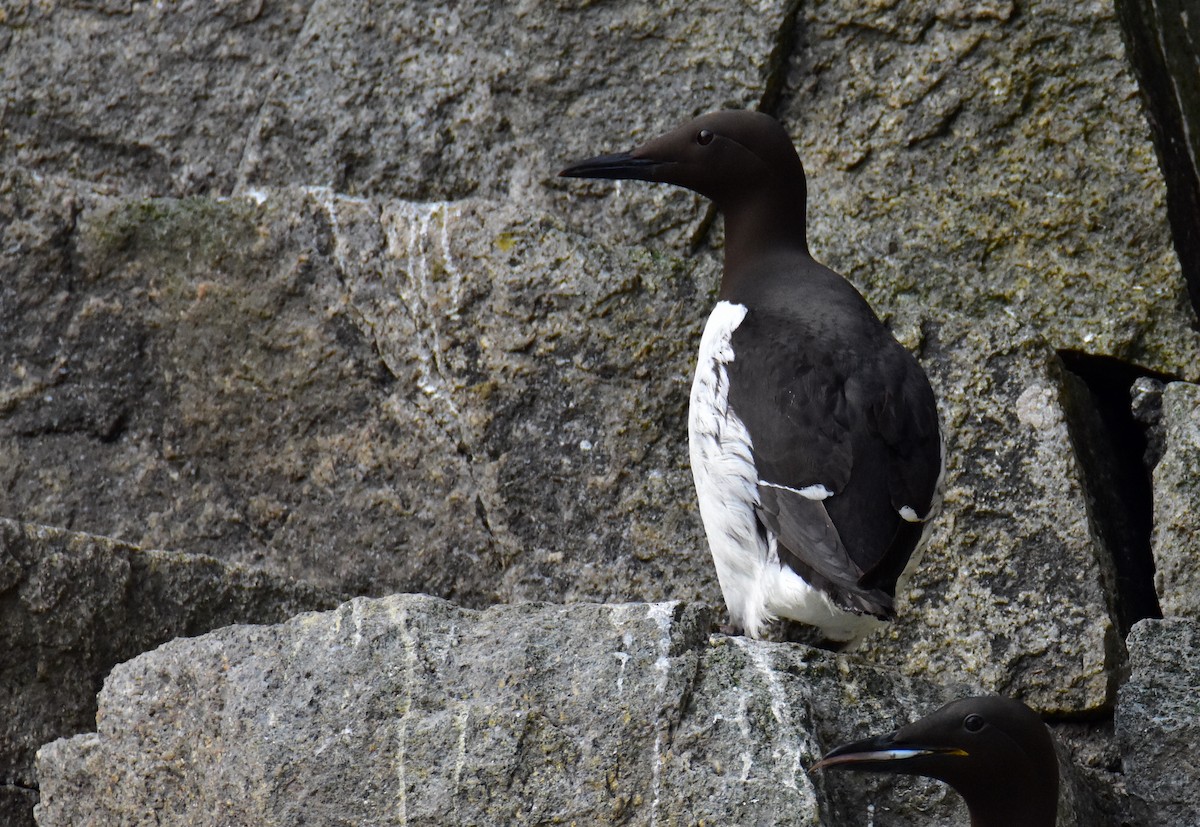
[1116,618,1200,827]
[784,0,1196,374]
[0,178,1130,715]
[1117,0,1200,315]
[1149,383,1200,617]
[34,594,1111,827]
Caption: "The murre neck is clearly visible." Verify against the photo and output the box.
[718,185,810,296]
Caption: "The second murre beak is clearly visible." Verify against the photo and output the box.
[810,733,968,772]
[558,152,663,181]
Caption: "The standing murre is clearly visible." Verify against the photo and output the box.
[560,110,943,643]
[811,695,1060,827]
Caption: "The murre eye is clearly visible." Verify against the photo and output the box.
[963,713,985,733]
[696,129,714,146]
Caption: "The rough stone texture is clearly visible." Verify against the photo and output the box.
[0,518,339,826]
[858,315,1121,714]
[1150,382,1200,617]
[3,0,1200,821]
[1049,719,1154,827]
[0,788,37,827]
[0,170,412,596]
[1116,0,1200,315]
[1116,618,1200,827]
[34,594,1108,826]
[0,174,722,609]
[782,0,1200,376]
[0,0,312,197]
[0,0,797,248]
[1131,376,1167,469]
[317,192,721,609]
[1,173,1122,712]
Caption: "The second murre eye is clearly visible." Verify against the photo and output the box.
[697,129,714,146]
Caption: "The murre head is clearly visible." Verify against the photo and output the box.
[812,696,1059,827]
[559,110,806,214]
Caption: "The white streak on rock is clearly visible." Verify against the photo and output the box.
[645,602,677,827]
[452,705,470,792]
[613,651,631,694]
[393,605,419,826]
[733,637,803,793]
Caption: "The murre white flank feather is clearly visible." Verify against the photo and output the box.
[688,301,877,640]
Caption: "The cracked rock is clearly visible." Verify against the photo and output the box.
[781,0,1200,376]
[0,175,725,614]
[0,174,1128,716]
[0,518,339,824]
[34,594,1107,826]
[858,315,1121,715]
[0,0,798,249]
[1149,382,1200,618]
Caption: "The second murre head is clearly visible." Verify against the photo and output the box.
[812,696,1060,827]
[559,110,807,216]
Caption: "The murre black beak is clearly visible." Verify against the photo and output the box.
[558,152,662,181]
[810,732,967,772]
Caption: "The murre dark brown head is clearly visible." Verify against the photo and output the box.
[812,696,1060,827]
[560,110,809,257]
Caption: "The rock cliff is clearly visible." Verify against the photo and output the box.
[3,0,1199,824]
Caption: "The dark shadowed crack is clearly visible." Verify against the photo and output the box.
[1057,350,1178,636]
[758,0,806,117]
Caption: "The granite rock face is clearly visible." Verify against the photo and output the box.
[1,174,1123,713]
[2,0,1200,823]
[781,0,1199,375]
[1116,618,1200,827]
[0,0,797,248]
[0,518,339,824]
[1,171,414,597]
[1149,382,1200,617]
[0,0,311,197]
[0,175,723,610]
[315,193,721,608]
[34,594,1108,827]
[1117,0,1200,314]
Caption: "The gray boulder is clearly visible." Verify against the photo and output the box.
[3,0,1200,821]
[0,0,310,197]
[1,171,420,597]
[1116,618,1200,827]
[1117,0,1200,314]
[1149,382,1200,618]
[0,518,339,825]
[0,0,796,248]
[35,594,1107,826]
[0,173,723,610]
